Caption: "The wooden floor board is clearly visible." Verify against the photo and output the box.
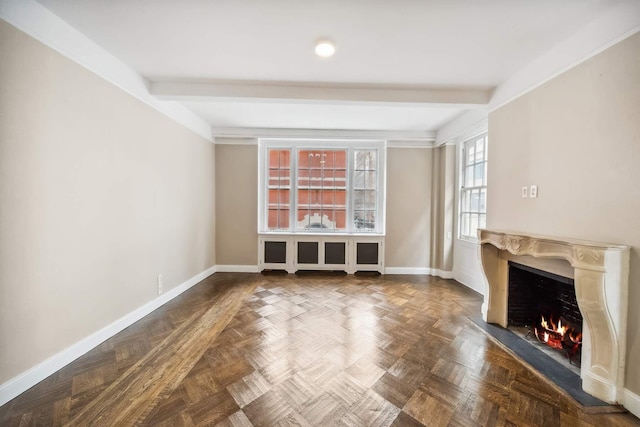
[1,272,639,426]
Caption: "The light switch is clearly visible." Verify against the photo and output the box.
[522,186,528,198]
[530,185,538,198]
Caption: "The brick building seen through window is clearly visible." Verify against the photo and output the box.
[266,145,379,232]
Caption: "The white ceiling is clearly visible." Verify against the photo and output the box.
[34,0,633,136]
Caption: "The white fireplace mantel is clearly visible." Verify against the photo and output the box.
[478,229,630,404]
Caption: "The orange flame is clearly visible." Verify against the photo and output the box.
[534,315,580,351]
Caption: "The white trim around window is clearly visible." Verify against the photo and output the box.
[459,133,488,241]
[258,139,386,235]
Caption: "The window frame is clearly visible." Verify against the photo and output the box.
[258,139,386,235]
[459,133,488,241]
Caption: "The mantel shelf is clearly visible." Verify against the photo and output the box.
[479,229,628,251]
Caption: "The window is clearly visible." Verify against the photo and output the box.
[459,133,488,240]
[297,149,347,230]
[260,140,385,234]
[267,149,291,230]
[353,150,378,231]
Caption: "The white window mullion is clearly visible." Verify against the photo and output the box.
[291,147,298,233]
[347,148,354,233]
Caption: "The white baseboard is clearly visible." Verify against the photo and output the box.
[624,388,640,419]
[385,267,431,275]
[0,265,217,407]
[453,271,486,295]
[384,267,453,278]
[216,265,261,273]
[431,269,454,279]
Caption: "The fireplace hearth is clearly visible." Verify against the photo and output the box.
[470,316,610,409]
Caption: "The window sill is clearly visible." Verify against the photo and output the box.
[457,237,480,247]
[259,231,385,237]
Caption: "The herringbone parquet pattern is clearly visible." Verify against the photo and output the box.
[1,272,638,426]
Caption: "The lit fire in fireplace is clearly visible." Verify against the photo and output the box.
[534,315,582,359]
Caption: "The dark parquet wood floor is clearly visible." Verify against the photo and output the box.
[1,272,639,426]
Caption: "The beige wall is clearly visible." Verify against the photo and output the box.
[215,141,258,266]
[386,146,454,271]
[212,144,453,271]
[385,148,433,268]
[429,145,456,271]
[0,21,216,383]
[488,32,640,394]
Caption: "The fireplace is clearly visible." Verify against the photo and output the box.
[508,262,583,368]
[478,229,630,404]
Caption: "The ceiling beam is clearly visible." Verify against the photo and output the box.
[150,80,492,106]
[212,127,437,142]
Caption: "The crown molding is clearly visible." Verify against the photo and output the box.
[214,137,258,145]
[386,140,435,149]
[0,0,213,142]
[150,80,492,106]
[489,1,640,111]
[435,110,488,146]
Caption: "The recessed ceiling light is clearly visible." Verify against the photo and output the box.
[315,40,335,58]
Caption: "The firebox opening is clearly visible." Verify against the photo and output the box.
[507,261,583,371]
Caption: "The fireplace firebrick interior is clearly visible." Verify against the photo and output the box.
[508,261,582,331]
[507,261,583,366]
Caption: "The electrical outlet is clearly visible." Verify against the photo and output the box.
[530,185,538,198]
[157,274,163,295]
[522,186,528,198]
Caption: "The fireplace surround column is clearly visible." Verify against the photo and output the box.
[478,229,629,404]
